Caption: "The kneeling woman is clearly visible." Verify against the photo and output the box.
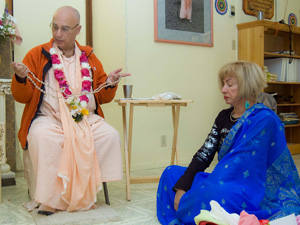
[156,61,300,225]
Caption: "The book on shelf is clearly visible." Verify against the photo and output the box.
[279,113,299,118]
[264,58,300,82]
[279,112,300,125]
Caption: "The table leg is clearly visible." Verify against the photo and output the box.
[128,104,134,171]
[171,106,181,165]
[122,105,131,201]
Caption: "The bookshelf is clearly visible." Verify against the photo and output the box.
[237,20,300,155]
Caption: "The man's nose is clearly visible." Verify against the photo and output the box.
[55,28,63,36]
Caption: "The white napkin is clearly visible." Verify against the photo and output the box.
[152,92,181,100]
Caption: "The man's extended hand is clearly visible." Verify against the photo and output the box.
[106,68,131,86]
[10,62,29,78]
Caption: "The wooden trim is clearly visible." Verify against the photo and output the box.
[85,0,93,47]
[6,0,13,15]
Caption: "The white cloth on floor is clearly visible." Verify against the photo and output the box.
[194,200,240,225]
[209,201,240,225]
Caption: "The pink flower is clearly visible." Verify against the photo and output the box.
[51,54,59,60]
[64,88,72,95]
[79,95,89,102]
[81,68,90,77]
[82,80,91,90]
[59,80,68,87]
[52,59,60,64]
[54,70,64,80]
[0,20,2,26]
[51,55,60,64]
[80,52,88,62]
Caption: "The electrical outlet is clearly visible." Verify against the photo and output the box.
[161,135,167,147]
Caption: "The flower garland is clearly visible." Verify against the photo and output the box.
[50,47,93,122]
[0,7,17,44]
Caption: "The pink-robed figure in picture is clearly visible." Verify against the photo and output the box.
[10,6,130,215]
[180,0,192,20]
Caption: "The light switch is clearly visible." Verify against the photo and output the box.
[229,5,235,17]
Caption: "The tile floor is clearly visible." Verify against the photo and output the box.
[1,154,300,225]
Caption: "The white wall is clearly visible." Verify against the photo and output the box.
[92,0,127,130]
[13,0,300,171]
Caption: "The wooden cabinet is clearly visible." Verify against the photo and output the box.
[237,21,300,155]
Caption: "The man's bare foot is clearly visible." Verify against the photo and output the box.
[90,204,98,209]
[37,204,55,216]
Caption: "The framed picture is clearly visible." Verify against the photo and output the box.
[154,0,213,47]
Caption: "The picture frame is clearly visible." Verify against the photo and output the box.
[154,0,213,47]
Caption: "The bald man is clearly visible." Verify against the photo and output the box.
[11,6,130,215]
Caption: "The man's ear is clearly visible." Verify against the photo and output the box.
[76,25,82,35]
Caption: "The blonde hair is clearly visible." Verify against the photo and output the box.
[218,61,267,100]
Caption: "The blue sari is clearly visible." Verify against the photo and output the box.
[157,104,300,225]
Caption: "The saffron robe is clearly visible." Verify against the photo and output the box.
[24,44,123,211]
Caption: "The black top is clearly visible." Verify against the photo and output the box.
[173,107,237,192]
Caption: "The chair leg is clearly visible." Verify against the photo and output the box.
[103,182,110,205]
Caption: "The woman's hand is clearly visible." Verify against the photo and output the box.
[107,68,131,86]
[174,189,186,211]
[10,62,29,78]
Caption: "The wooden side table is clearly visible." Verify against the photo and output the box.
[115,99,193,201]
